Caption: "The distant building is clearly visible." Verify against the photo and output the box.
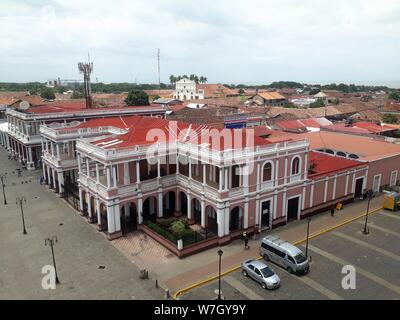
[47,78,82,89]
[252,92,287,106]
[174,78,204,100]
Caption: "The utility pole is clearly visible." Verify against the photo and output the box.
[16,196,27,234]
[0,173,7,205]
[45,236,60,284]
[363,190,373,235]
[78,53,93,109]
[157,48,161,94]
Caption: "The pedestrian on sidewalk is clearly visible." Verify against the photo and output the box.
[243,232,249,250]
[330,205,335,217]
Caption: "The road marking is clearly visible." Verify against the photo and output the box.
[355,221,400,238]
[380,212,400,221]
[308,244,400,295]
[333,231,400,262]
[287,273,343,300]
[225,276,264,300]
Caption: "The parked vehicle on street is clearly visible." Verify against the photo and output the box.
[259,235,310,275]
[241,259,280,290]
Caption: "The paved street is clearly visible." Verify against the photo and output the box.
[180,210,400,300]
[0,149,166,299]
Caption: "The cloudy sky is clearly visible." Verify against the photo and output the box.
[1,0,399,86]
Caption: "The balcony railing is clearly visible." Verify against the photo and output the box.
[76,139,309,164]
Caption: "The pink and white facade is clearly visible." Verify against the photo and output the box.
[5,102,166,171]
[43,115,370,256]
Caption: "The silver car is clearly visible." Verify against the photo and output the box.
[241,259,280,290]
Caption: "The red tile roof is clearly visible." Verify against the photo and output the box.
[352,122,395,133]
[88,118,271,151]
[308,151,366,178]
[26,102,164,114]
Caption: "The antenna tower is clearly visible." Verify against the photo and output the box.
[78,53,93,109]
[157,48,161,94]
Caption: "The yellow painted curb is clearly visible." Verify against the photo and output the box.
[173,206,383,300]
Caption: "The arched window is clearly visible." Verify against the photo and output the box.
[349,153,359,159]
[291,157,300,175]
[263,162,273,182]
[336,151,346,157]
[325,149,334,155]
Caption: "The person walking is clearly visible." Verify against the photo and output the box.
[243,232,249,249]
[330,205,335,217]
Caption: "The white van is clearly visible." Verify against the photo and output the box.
[259,235,310,275]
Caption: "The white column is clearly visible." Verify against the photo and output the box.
[56,143,60,159]
[52,169,57,189]
[202,164,207,185]
[107,204,115,234]
[47,166,51,186]
[138,197,143,224]
[201,200,206,228]
[310,181,315,207]
[96,199,101,226]
[96,163,100,183]
[87,193,92,218]
[28,147,33,163]
[224,168,228,191]
[323,177,328,202]
[113,165,117,187]
[124,162,130,185]
[79,188,84,211]
[188,158,192,179]
[244,198,249,229]
[77,154,82,172]
[332,175,337,200]
[282,190,287,220]
[106,166,111,188]
[217,206,225,237]
[158,192,163,218]
[304,152,308,180]
[345,173,349,195]
[256,162,260,191]
[224,205,230,236]
[157,158,161,178]
[57,171,64,193]
[114,203,121,232]
[187,193,192,220]
[136,161,141,183]
[218,167,223,192]
[284,156,288,184]
[255,197,260,226]
[86,158,90,177]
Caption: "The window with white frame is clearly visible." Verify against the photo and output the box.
[372,174,381,192]
[291,156,300,175]
[390,170,398,187]
[262,162,273,182]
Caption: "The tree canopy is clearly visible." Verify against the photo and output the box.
[388,91,400,101]
[40,87,56,100]
[125,89,149,106]
[169,74,208,84]
[382,113,398,124]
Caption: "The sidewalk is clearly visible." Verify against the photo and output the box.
[161,196,383,294]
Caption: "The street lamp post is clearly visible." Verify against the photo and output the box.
[45,236,60,284]
[217,249,223,300]
[305,218,311,258]
[363,190,373,235]
[16,196,27,234]
[0,173,7,205]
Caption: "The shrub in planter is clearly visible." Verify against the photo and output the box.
[169,220,186,238]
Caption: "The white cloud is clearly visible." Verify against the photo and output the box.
[0,0,399,85]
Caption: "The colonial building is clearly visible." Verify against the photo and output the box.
[37,115,379,257]
[174,78,204,100]
[5,102,166,170]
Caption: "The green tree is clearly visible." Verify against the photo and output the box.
[40,87,56,100]
[169,220,186,238]
[388,91,400,101]
[382,113,398,124]
[125,89,149,106]
[238,88,245,95]
[310,98,325,108]
[332,98,340,105]
[71,91,84,99]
